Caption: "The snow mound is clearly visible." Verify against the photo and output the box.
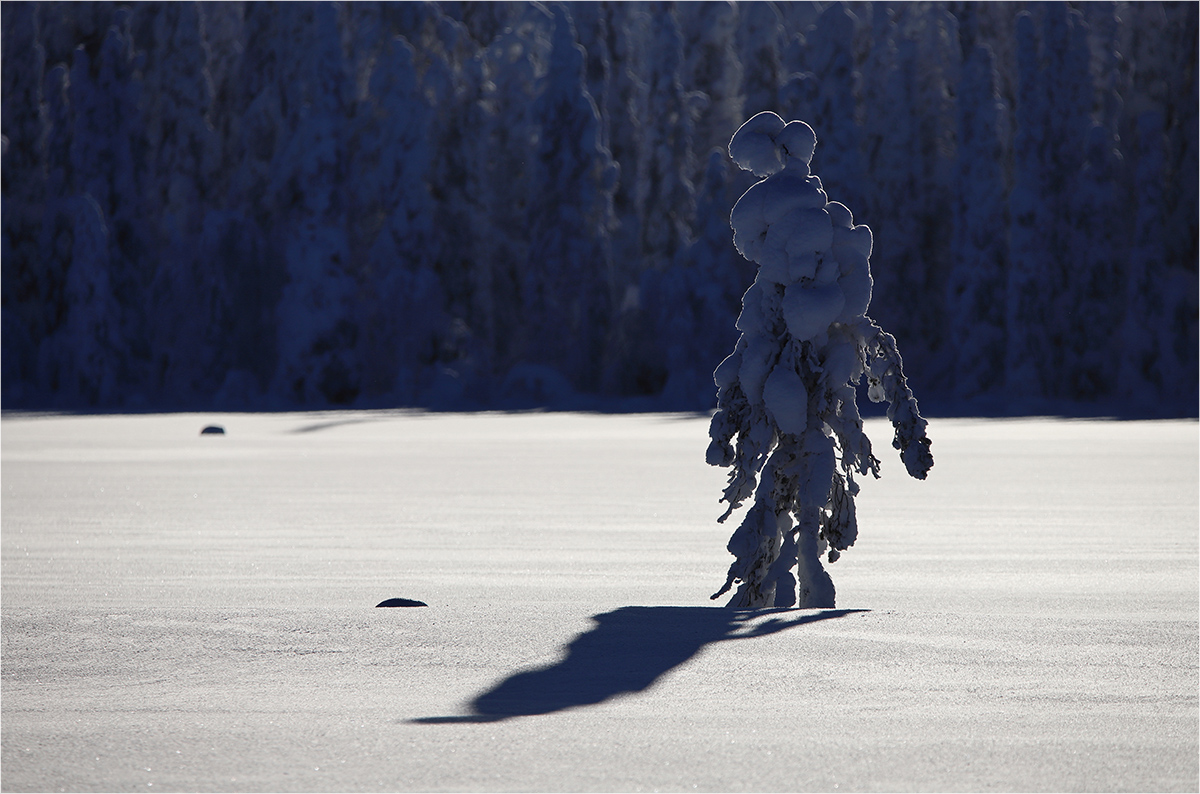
[728,111,787,177]
[776,120,817,165]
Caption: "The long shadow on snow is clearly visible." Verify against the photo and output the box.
[411,606,868,723]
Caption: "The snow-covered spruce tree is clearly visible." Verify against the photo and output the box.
[947,43,1008,402]
[681,1,744,174]
[143,1,225,402]
[269,2,361,406]
[636,3,696,274]
[707,112,933,610]
[524,4,617,394]
[779,2,866,215]
[737,3,785,118]
[351,32,447,404]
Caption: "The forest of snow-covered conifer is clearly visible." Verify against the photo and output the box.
[2,1,1196,415]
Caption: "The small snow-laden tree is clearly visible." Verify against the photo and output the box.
[707,112,933,609]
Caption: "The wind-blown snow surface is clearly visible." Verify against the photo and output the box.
[2,411,1197,792]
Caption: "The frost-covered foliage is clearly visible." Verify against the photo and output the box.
[707,112,933,609]
[779,3,866,214]
[524,4,616,392]
[947,43,1007,401]
[1,1,1195,415]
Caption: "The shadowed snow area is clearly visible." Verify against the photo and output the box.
[2,411,1197,791]
[414,607,870,723]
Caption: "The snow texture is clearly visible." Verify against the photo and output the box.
[1,412,1195,792]
[709,112,932,610]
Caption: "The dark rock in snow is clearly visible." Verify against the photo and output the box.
[200,425,226,435]
[376,598,427,608]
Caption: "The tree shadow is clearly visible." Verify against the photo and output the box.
[410,606,868,723]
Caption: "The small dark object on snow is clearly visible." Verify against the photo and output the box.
[200,425,225,435]
[376,598,427,608]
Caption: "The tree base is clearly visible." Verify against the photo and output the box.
[797,519,836,608]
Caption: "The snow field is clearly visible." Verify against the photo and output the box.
[2,411,1196,791]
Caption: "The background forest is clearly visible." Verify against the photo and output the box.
[2,1,1196,415]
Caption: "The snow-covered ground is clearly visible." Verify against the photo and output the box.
[2,411,1196,792]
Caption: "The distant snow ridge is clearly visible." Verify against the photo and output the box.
[708,112,934,610]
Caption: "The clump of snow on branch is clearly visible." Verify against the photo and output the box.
[707,111,933,610]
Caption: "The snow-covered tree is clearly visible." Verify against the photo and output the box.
[1158,2,1200,410]
[1004,10,1048,403]
[352,33,449,403]
[737,2,785,117]
[142,1,225,401]
[419,6,488,358]
[36,195,123,407]
[1,3,48,397]
[681,1,743,168]
[569,2,614,144]
[30,64,74,374]
[859,32,937,391]
[645,148,750,409]
[1061,121,1125,401]
[227,3,287,227]
[778,2,866,213]
[1007,6,1098,404]
[524,3,617,393]
[1040,5,1099,401]
[707,112,933,609]
[2,2,1196,415]
[71,10,145,264]
[268,2,361,406]
[472,4,550,385]
[947,43,1008,401]
[636,2,696,272]
[61,11,149,402]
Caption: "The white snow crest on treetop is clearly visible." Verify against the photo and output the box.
[707,113,933,610]
[728,110,788,177]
